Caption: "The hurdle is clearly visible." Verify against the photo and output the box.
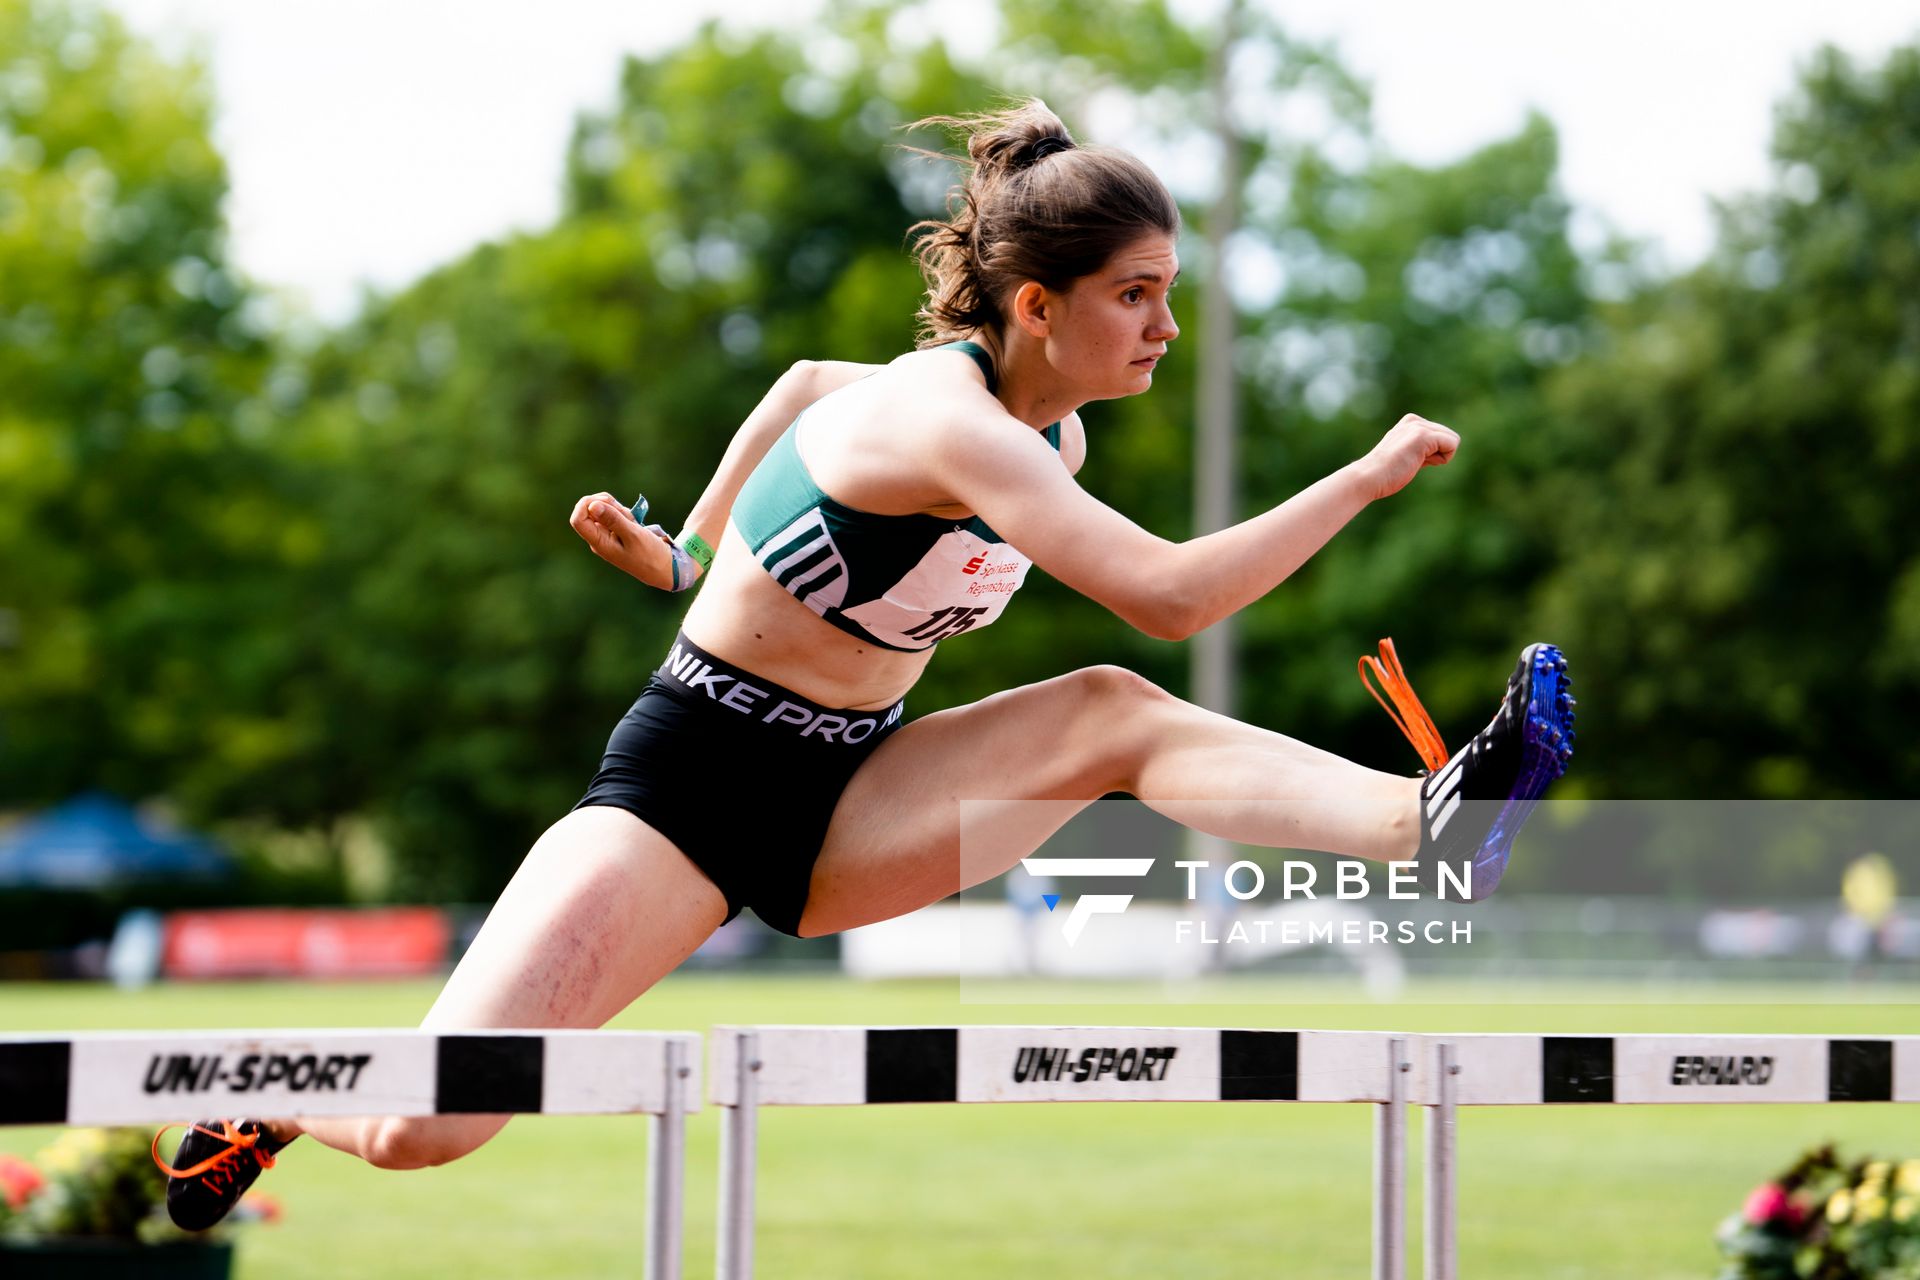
[711,1026,1413,1280]
[0,1029,701,1280]
[1410,1033,1920,1280]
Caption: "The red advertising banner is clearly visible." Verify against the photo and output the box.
[160,907,451,979]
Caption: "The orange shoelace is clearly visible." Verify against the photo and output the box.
[151,1120,276,1189]
[1358,637,1450,773]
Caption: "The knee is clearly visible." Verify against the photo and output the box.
[1063,664,1172,709]
[1058,665,1177,791]
[362,1116,477,1171]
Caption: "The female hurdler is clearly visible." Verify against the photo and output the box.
[160,101,1573,1226]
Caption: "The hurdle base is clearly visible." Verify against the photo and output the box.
[0,1238,235,1280]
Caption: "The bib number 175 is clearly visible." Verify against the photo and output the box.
[901,606,991,643]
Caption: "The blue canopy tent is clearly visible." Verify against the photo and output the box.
[0,793,234,889]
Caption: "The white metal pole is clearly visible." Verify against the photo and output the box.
[645,1037,689,1280]
[1373,1036,1408,1280]
[716,1030,761,1280]
[1424,1041,1458,1280]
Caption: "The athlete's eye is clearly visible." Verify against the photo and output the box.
[1123,287,1144,303]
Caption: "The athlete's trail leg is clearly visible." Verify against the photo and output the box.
[799,665,1420,935]
[287,806,726,1168]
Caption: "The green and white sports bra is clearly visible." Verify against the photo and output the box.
[730,341,1061,653]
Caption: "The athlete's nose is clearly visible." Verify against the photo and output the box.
[1149,299,1178,343]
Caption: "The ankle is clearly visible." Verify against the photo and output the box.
[1386,776,1422,861]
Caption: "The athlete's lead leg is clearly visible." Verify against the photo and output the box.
[798,664,1421,936]
[291,805,727,1168]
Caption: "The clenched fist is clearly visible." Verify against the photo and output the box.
[1353,414,1459,500]
[568,491,699,591]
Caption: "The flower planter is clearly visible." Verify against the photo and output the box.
[0,1237,235,1279]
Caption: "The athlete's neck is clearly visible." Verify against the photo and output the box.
[973,330,1085,431]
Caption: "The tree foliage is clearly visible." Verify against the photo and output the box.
[0,0,275,810]
[1530,44,1920,798]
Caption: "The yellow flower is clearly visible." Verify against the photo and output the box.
[35,1128,111,1176]
[1894,1197,1917,1224]
[1864,1161,1892,1187]
[1856,1191,1888,1222]
[1829,1190,1853,1224]
[1897,1161,1920,1195]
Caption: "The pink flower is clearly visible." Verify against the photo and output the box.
[0,1154,44,1210]
[1744,1183,1795,1227]
[235,1191,284,1224]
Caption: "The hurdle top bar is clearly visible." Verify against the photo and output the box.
[711,1026,1403,1106]
[0,1030,701,1127]
[710,1027,1920,1109]
[1405,1034,1920,1107]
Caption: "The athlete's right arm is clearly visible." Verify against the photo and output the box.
[570,360,878,589]
[936,411,1458,641]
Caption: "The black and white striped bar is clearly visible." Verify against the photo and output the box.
[0,1030,702,1127]
[710,1025,1399,1106]
[1404,1033,1920,1107]
[712,1027,1412,1280]
[1415,1035,1920,1280]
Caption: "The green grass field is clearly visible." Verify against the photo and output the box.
[2,975,1914,1278]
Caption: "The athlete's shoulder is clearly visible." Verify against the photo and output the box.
[886,344,1000,393]
[1060,411,1087,477]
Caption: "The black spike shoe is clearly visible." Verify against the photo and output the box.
[154,1119,288,1231]
[1414,643,1575,901]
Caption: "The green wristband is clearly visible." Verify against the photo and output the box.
[675,530,716,573]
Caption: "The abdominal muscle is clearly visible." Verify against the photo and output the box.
[677,521,935,712]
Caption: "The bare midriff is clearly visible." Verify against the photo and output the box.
[677,522,935,712]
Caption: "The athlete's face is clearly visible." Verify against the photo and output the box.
[1047,233,1181,398]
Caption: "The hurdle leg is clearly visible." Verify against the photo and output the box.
[717,1030,761,1280]
[1372,1036,1408,1280]
[1423,1041,1457,1280]
[646,1037,691,1280]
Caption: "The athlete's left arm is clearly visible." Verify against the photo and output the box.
[571,359,878,589]
[680,359,879,546]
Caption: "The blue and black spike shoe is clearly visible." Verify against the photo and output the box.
[1361,640,1576,902]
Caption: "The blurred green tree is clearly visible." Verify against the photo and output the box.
[1529,41,1920,800]
[1239,112,1596,786]
[0,0,279,813]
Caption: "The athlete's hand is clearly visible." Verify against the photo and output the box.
[569,491,689,591]
[1353,414,1459,501]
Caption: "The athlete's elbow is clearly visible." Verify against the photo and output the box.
[1138,613,1191,643]
[1127,592,1201,643]
[782,359,819,395]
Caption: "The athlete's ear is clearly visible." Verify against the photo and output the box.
[1009,280,1052,338]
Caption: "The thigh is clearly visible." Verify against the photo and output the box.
[426,804,729,1030]
[297,805,727,1166]
[797,666,1161,936]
